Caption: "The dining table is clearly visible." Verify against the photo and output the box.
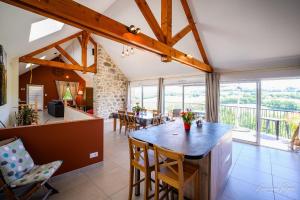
[111,111,157,131]
[130,120,232,200]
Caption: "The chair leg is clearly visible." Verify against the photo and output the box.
[119,124,122,134]
[128,165,134,200]
[44,182,59,194]
[144,172,150,200]
[154,178,160,200]
[178,188,184,200]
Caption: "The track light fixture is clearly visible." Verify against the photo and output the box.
[121,45,135,57]
[127,25,141,34]
[121,45,125,57]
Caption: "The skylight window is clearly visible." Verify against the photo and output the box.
[29,18,64,42]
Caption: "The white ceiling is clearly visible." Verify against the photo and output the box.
[0,0,300,79]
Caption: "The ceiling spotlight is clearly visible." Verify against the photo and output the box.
[121,45,125,57]
[125,47,130,56]
[130,47,134,54]
[128,25,135,32]
[127,25,141,34]
[185,54,193,59]
[135,28,141,34]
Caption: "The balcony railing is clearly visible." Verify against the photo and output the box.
[220,104,300,139]
[163,102,299,139]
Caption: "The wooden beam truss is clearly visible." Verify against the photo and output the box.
[180,0,210,65]
[2,0,212,72]
[19,31,97,73]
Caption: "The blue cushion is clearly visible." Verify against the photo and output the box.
[0,139,35,184]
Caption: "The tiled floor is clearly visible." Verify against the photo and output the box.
[33,120,299,200]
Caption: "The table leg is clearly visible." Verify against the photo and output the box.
[275,121,279,140]
[113,118,117,131]
[135,168,141,196]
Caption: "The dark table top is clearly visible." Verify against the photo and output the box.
[130,120,232,159]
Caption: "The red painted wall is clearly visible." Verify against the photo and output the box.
[19,66,86,109]
[0,118,103,174]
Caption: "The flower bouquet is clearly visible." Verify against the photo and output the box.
[181,111,195,131]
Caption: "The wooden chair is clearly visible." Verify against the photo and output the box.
[0,138,61,200]
[126,112,140,134]
[118,110,127,134]
[291,125,300,150]
[152,110,163,126]
[153,145,199,200]
[128,137,155,200]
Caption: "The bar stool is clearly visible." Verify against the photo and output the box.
[153,145,199,200]
[128,137,155,200]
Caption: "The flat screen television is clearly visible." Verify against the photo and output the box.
[0,45,7,106]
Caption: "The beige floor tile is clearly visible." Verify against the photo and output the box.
[49,171,90,193]
[88,167,130,196]
[50,181,109,200]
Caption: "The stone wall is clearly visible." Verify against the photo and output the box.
[93,44,128,119]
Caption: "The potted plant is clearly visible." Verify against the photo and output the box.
[132,102,142,115]
[16,105,38,126]
[181,111,195,132]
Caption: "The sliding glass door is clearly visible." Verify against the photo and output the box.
[260,79,300,150]
[220,82,258,143]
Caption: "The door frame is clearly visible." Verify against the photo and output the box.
[26,84,44,110]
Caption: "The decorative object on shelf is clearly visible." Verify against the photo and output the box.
[196,119,203,128]
[181,111,195,132]
[0,45,7,106]
[15,104,38,126]
[132,102,142,115]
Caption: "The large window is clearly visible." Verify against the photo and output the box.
[164,85,205,114]
[164,85,183,114]
[130,86,142,108]
[143,86,158,110]
[184,86,205,111]
[130,85,158,110]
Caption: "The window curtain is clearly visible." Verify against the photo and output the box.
[205,73,220,123]
[55,81,68,100]
[69,82,79,104]
[55,81,79,104]
[157,78,164,113]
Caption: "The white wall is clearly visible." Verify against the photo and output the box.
[220,66,300,82]
[0,56,19,127]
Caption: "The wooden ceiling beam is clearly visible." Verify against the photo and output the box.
[81,31,90,73]
[23,31,83,58]
[171,25,191,46]
[55,45,80,66]
[89,36,98,68]
[19,56,96,73]
[180,0,209,65]
[2,0,212,72]
[135,0,166,43]
[161,0,172,62]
